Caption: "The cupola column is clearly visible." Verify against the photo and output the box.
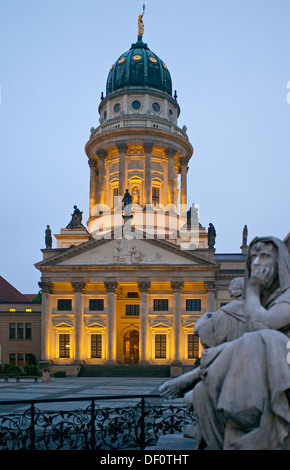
[166,147,176,209]
[180,157,188,217]
[88,159,98,215]
[117,143,128,203]
[144,141,154,207]
[96,149,107,206]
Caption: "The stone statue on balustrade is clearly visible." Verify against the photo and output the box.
[45,225,52,249]
[207,223,216,249]
[160,236,290,450]
[122,189,133,217]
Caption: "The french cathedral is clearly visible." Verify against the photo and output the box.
[33,14,251,377]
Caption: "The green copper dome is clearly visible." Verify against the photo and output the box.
[106,38,172,96]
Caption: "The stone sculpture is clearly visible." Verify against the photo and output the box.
[45,225,52,249]
[208,223,216,249]
[66,205,83,228]
[160,236,290,450]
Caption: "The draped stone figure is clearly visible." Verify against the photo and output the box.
[160,236,290,450]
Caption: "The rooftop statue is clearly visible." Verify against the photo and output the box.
[160,236,290,450]
[66,205,83,228]
[207,222,216,249]
[45,225,52,249]
[138,4,145,38]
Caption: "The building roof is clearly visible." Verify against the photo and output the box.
[106,37,172,96]
[0,276,31,303]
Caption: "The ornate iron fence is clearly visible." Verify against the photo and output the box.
[0,395,196,450]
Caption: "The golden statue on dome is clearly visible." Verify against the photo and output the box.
[138,4,145,38]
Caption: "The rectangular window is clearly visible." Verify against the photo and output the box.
[152,187,160,206]
[17,353,24,366]
[25,323,32,339]
[127,292,139,298]
[154,299,168,311]
[17,323,24,339]
[126,304,140,316]
[9,323,16,339]
[187,334,200,359]
[89,299,104,311]
[58,299,72,311]
[9,353,16,365]
[186,299,201,311]
[59,334,70,358]
[155,334,166,359]
[91,334,102,358]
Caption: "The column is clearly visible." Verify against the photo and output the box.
[117,143,127,201]
[205,281,217,312]
[180,156,188,217]
[38,281,52,361]
[171,281,184,369]
[143,141,154,208]
[72,282,85,363]
[96,148,107,205]
[88,159,98,216]
[138,281,150,364]
[104,281,118,364]
[166,147,176,208]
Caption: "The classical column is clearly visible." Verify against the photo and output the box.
[104,281,118,364]
[205,281,217,312]
[138,281,151,364]
[166,147,176,208]
[96,148,107,205]
[117,143,127,202]
[71,282,85,363]
[180,157,188,217]
[171,281,184,368]
[38,281,52,361]
[143,141,154,208]
[88,158,98,216]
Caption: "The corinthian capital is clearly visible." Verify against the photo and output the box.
[116,143,128,154]
[104,281,118,293]
[138,281,151,293]
[166,147,177,158]
[143,141,154,154]
[205,281,216,293]
[96,148,107,159]
[88,158,98,169]
[171,281,184,293]
[38,281,52,294]
[71,282,85,293]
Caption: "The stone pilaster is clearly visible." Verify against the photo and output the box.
[117,143,128,202]
[166,147,176,208]
[38,281,52,361]
[96,148,107,205]
[205,281,217,312]
[88,159,98,216]
[171,281,184,376]
[104,281,118,364]
[138,281,151,364]
[143,141,154,207]
[71,282,85,363]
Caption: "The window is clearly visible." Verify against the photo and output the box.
[186,299,201,311]
[126,305,140,316]
[152,187,160,206]
[9,353,16,365]
[91,334,102,358]
[155,334,166,359]
[25,323,32,339]
[59,334,70,358]
[188,334,199,359]
[154,299,168,311]
[89,299,104,311]
[17,353,24,366]
[58,299,72,311]
[113,187,119,198]
[17,323,23,339]
[9,323,16,339]
[127,292,139,298]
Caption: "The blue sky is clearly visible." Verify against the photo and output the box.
[0,0,289,293]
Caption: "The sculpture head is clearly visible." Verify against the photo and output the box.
[229,277,244,299]
[246,236,290,298]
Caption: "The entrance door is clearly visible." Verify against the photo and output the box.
[123,330,139,364]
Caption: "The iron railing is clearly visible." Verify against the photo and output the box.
[0,394,196,450]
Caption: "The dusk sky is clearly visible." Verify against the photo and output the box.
[0,0,289,294]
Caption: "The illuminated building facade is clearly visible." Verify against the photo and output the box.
[35,18,249,376]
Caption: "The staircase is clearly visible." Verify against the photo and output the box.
[78,364,171,378]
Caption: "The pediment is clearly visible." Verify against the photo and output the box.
[36,232,215,268]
